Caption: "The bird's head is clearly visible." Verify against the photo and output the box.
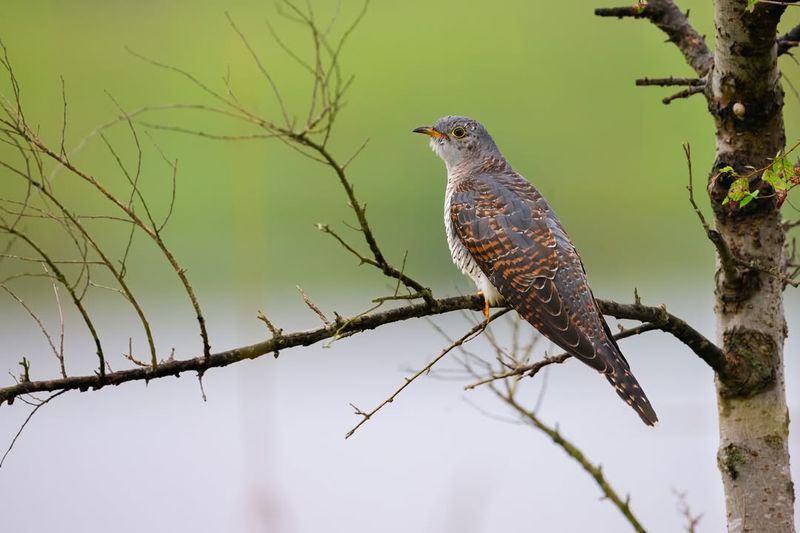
[413,116,501,171]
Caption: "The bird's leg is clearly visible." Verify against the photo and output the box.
[478,291,490,322]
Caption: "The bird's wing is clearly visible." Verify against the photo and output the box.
[450,171,612,373]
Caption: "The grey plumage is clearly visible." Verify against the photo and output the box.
[414,116,658,426]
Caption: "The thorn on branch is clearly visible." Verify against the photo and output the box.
[18,357,30,383]
[197,370,207,402]
[257,310,284,357]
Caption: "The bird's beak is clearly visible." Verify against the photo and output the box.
[413,126,446,139]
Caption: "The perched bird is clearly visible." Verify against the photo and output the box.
[413,116,658,426]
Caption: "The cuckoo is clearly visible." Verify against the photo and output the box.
[414,116,658,426]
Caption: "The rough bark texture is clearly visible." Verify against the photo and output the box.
[709,1,794,531]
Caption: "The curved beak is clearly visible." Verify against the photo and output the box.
[413,126,446,139]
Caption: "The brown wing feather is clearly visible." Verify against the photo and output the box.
[450,171,605,370]
[450,170,658,425]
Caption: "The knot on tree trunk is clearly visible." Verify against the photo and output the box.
[715,264,761,305]
[717,327,778,397]
[718,442,756,480]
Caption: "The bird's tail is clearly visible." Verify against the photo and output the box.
[605,364,659,426]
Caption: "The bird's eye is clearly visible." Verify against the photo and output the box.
[451,127,466,139]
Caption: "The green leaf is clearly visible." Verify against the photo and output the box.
[762,167,782,190]
[739,191,759,207]
[719,165,736,176]
[763,153,794,191]
[723,176,752,207]
[746,0,759,12]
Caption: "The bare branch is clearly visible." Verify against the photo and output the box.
[600,299,726,373]
[596,0,713,76]
[636,76,703,86]
[0,293,722,406]
[778,23,800,55]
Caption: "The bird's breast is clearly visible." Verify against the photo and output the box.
[444,176,502,304]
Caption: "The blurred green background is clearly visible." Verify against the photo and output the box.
[2,0,799,320]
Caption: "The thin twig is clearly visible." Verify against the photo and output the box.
[47,265,67,378]
[0,285,63,374]
[299,134,434,305]
[0,390,67,468]
[225,11,292,128]
[674,490,703,533]
[684,143,741,284]
[345,308,511,439]
[663,85,705,104]
[0,223,105,375]
[495,388,647,533]
[448,320,647,531]
[257,310,283,339]
[464,323,658,390]
[0,162,158,364]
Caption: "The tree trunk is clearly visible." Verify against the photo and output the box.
[709,1,795,531]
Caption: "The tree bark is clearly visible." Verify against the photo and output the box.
[709,1,795,531]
